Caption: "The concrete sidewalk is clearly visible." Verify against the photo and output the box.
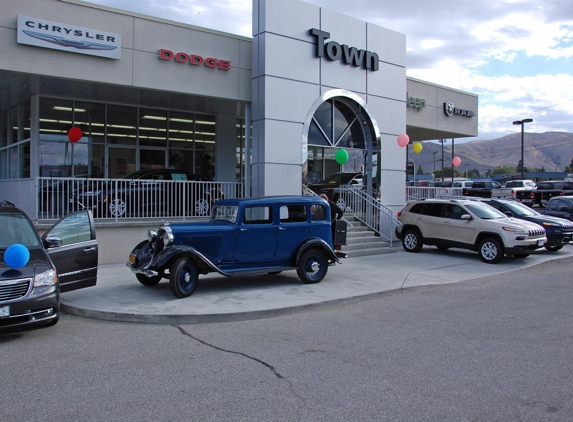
[61,246,573,324]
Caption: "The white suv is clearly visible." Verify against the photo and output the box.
[395,199,547,263]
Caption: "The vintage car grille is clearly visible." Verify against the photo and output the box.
[0,278,32,302]
[528,228,546,239]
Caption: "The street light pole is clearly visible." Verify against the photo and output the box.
[513,118,533,179]
[433,151,438,175]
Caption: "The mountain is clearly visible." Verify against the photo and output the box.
[409,132,573,176]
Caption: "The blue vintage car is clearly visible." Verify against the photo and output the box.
[126,196,345,298]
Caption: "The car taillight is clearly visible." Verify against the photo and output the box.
[560,193,564,196]
[397,211,402,217]
[530,193,535,198]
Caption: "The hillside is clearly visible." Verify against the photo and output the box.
[409,132,573,176]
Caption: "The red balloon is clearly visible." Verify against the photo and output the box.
[397,133,409,148]
[452,156,462,167]
[68,127,83,143]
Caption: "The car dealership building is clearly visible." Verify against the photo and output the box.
[0,0,478,262]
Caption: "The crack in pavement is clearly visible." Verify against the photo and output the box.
[173,324,306,420]
[174,324,284,379]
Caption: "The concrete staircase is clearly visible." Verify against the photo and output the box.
[340,215,397,257]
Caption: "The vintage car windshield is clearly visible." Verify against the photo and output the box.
[211,205,238,223]
[0,214,41,249]
[465,203,507,220]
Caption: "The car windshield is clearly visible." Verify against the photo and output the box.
[0,214,41,249]
[211,205,238,223]
[503,201,539,217]
[464,203,507,219]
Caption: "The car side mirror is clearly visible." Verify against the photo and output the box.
[503,211,513,217]
[461,214,472,220]
[43,236,62,248]
[560,206,570,212]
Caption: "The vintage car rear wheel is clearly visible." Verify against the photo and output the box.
[169,257,199,298]
[136,273,163,286]
[297,249,328,284]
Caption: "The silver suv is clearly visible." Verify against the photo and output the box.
[395,199,547,263]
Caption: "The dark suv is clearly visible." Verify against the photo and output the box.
[479,198,573,251]
[0,201,98,333]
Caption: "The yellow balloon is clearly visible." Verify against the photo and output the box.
[413,142,422,153]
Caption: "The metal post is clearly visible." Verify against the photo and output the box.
[513,118,533,179]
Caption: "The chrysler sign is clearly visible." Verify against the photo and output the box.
[17,15,121,59]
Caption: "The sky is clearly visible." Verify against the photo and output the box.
[82,0,573,143]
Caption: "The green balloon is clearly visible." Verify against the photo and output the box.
[335,149,349,164]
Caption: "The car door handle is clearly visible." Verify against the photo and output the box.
[444,221,452,224]
[240,228,247,232]
[83,247,96,253]
[278,227,286,231]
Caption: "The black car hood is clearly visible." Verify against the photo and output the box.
[518,214,570,227]
[0,248,53,281]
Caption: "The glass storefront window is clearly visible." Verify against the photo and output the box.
[140,109,167,147]
[140,148,166,170]
[108,147,136,178]
[0,112,6,148]
[194,144,215,179]
[9,106,18,145]
[168,149,194,173]
[107,105,136,146]
[168,111,195,149]
[21,99,31,141]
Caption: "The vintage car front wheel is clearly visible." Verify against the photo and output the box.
[170,258,199,298]
[297,249,328,284]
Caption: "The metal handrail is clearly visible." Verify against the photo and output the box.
[406,187,463,202]
[337,185,401,243]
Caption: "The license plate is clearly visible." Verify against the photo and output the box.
[0,305,10,318]
[129,253,136,264]
[537,239,544,246]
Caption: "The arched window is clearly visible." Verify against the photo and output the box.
[308,98,366,149]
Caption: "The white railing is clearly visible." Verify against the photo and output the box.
[337,186,401,243]
[406,187,463,202]
[34,177,243,222]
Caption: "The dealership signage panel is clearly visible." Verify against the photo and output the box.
[17,15,121,59]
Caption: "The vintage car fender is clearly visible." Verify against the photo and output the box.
[294,237,341,265]
[149,244,232,276]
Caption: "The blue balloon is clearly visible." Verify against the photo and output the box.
[4,244,30,269]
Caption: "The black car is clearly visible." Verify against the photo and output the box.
[0,200,98,333]
[71,169,223,218]
[308,172,362,208]
[543,196,573,221]
[481,198,573,251]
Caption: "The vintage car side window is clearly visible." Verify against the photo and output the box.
[47,212,92,246]
[244,206,273,224]
[546,200,558,211]
[311,204,326,221]
[212,205,238,222]
[280,205,307,223]
[558,199,570,211]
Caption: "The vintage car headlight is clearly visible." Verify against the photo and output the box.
[163,232,174,247]
[148,230,157,243]
[34,269,58,287]
[502,227,525,233]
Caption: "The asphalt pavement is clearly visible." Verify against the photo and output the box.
[61,245,573,324]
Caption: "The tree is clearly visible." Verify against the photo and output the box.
[416,165,424,175]
[490,165,517,176]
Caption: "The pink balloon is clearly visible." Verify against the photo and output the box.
[397,133,409,148]
[452,156,462,167]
